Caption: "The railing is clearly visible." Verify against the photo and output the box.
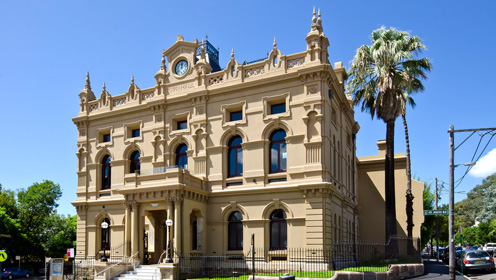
[177,238,421,280]
[74,257,96,280]
[94,251,139,279]
[151,250,169,280]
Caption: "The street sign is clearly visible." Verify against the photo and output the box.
[0,251,7,262]
[423,209,449,215]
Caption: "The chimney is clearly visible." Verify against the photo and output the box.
[377,140,386,157]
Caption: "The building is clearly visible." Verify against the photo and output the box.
[72,9,423,269]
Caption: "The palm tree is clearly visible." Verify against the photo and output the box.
[400,92,416,256]
[348,27,431,259]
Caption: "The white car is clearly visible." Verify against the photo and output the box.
[483,243,496,254]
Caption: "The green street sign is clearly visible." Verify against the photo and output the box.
[423,209,449,216]
[0,251,7,262]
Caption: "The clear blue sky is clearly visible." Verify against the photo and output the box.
[1,1,495,216]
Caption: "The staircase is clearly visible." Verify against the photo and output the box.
[113,265,161,280]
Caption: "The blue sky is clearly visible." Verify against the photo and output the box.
[1,1,495,216]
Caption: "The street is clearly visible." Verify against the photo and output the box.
[419,256,496,280]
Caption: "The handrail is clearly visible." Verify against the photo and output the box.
[157,250,168,264]
[94,251,139,278]
[151,250,169,280]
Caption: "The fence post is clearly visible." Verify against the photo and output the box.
[252,233,255,280]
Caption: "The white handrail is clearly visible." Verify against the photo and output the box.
[94,251,139,278]
[151,250,168,280]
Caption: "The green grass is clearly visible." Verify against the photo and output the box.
[190,266,389,280]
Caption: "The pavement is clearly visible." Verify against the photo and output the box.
[417,256,469,280]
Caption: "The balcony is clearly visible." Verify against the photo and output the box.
[119,166,206,195]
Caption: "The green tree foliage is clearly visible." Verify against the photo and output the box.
[17,180,62,258]
[44,214,77,257]
[421,181,435,248]
[479,180,496,223]
[0,180,74,261]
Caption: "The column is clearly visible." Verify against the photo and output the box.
[131,202,139,257]
[173,199,182,254]
[167,200,173,257]
[124,202,131,257]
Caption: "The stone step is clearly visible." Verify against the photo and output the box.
[113,265,160,280]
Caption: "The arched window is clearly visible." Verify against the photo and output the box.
[130,151,140,174]
[228,211,243,250]
[228,136,243,177]
[270,209,287,250]
[176,144,188,169]
[269,130,287,173]
[101,155,111,190]
[101,218,110,250]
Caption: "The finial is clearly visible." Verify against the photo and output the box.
[317,8,323,30]
[176,34,184,42]
[131,75,134,84]
[200,39,206,59]
[231,48,234,59]
[85,71,91,90]
[161,49,166,70]
[311,7,317,31]
[102,82,106,92]
[273,37,277,48]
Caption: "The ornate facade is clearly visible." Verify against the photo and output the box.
[72,9,422,265]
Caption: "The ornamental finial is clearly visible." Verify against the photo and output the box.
[200,39,206,59]
[273,37,277,48]
[131,75,134,84]
[311,7,317,31]
[231,48,234,59]
[317,9,323,31]
[161,49,166,71]
[102,82,106,92]
[85,71,91,91]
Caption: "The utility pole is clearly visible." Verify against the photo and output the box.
[449,125,455,280]
[436,178,439,262]
[447,125,495,280]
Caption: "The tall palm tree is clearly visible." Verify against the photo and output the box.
[400,92,416,256]
[348,27,431,259]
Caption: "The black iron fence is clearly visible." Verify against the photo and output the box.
[178,238,421,280]
[73,257,96,280]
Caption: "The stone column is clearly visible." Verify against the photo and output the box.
[131,202,139,257]
[166,200,173,257]
[173,199,182,255]
[124,202,132,257]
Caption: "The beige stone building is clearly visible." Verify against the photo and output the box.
[72,10,424,266]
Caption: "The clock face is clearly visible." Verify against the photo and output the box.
[175,60,188,76]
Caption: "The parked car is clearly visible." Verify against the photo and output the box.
[465,245,479,251]
[1,267,31,279]
[443,246,463,263]
[457,249,495,274]
[483,243,496,254]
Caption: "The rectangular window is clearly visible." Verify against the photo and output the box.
[177,120,187,130]
[271,103,286,115]
[131,129,140,138]
[230,111,242,122]
[103,134,111,143]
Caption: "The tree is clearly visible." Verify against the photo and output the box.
[17,180,62,259]
[479,176,496,223]
[348,27,432,258]
[421,181,435,249]
[44,214,77,257]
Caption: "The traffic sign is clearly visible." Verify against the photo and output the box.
[423,209,449,215]
[0,251,7,262]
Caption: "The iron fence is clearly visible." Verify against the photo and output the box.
[73,257,95,280]
[178,238,421,280]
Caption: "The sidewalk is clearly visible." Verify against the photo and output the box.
[417,256,466,280]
